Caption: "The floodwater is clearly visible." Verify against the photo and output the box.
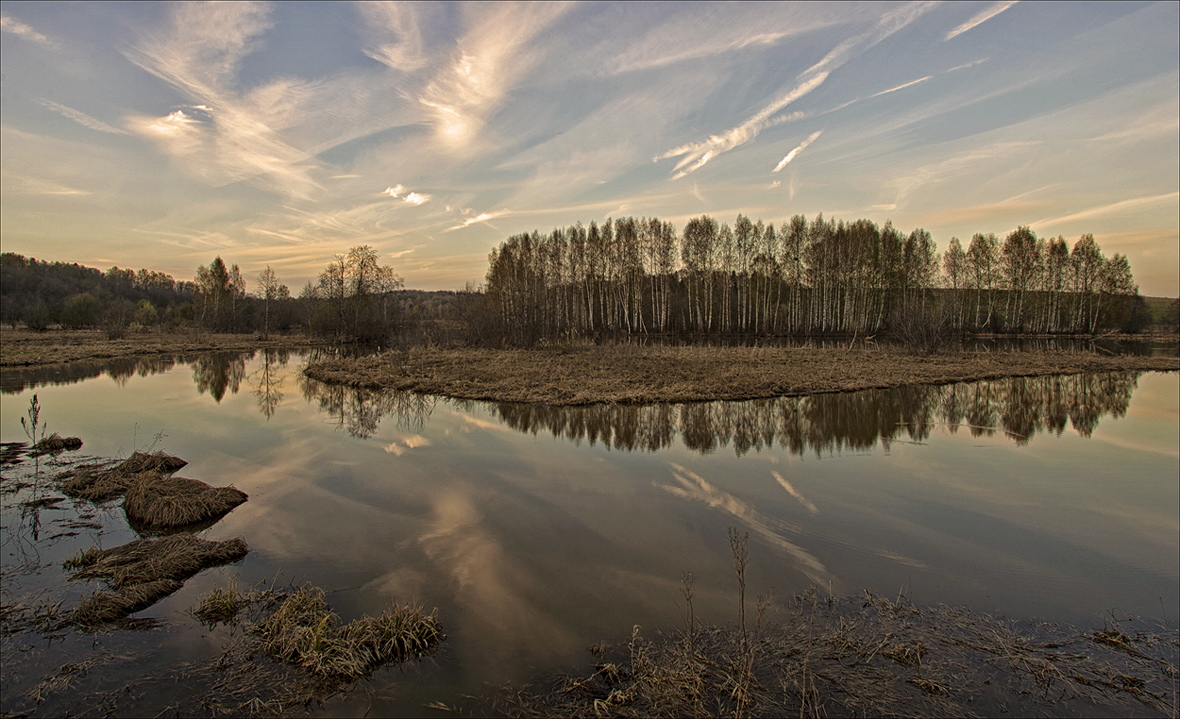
[2,350,1177,716]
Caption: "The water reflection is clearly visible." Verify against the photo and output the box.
[192,352,251,402]
[252,348,288,420]
[1,355,188,394]
[294,368,1140,454]
[298,373,436,438]
[492,373,1138,455]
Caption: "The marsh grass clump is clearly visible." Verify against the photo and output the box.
[69,579,185,627]
[192,584,246,626]
[31,433,83,456]
[70,535,249,590]
[63,535,249,626]
[57,451,186,502]
[256,584,443,680]
[123,474,247,530]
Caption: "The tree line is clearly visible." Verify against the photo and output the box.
[1,246,443,343]
[479,214,1152,345]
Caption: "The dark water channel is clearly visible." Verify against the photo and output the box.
[2,350,1177,716]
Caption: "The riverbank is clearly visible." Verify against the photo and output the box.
[0,328,324,367]
[304,344,1180,405]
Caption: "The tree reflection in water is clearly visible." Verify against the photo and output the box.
[1,355,187,394]
[192,352,252,403]
[492,372,1140,455]
[252,348,288,419]
[294,370,1140,453]
[298,373,436,439]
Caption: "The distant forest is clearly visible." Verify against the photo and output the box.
[2,213,1176,346]
[0,252,455,340]
[482,214,1170,345]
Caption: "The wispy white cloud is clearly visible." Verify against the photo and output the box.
[383,184,432,205]
[2,174,93,196]
[1033,192,1180,229]
[772,129,824,172]
[945,1,1019,41]
[657,2,937,179]
[124,2,323,199]
[1,14,56,48]
[358,2,429,72]
[39,99,130,135]
[446,210,510,232]
[868,75,933,99]
[419,3,570,148]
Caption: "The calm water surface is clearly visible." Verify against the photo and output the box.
[2,350,1177,716]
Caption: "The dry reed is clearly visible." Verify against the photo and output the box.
[70,535,249,589]
[31,433,83,455]
[123,474,247,529]
[476,589,1178,718]
[64,535,249,626]
[256,584,443,680]
[57,451,186,502]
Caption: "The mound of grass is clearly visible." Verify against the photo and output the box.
[257,584,443,680]
[70,534,249,590]
[31,433,83,455]
[123,474,247,530]
[65,535,249,626]
[57,451,187,502]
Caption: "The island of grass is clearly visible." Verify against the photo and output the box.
[302,344,1180,406]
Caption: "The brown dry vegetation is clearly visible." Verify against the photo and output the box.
[57,451,187,502]
[304,345,1180,406]
[475,589,1178,718]
[123,474,247,530]
[65,535,249,626]
[0,328,322,367]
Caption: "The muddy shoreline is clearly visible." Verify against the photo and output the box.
[304,345,1180,405]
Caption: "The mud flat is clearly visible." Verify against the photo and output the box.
[304,345,1180,405]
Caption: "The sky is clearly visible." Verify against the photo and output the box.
[1,1,1177,296]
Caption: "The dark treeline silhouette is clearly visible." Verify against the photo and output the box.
[294,367,1138,451]
[477,215,1146,346]
[1,253,197,332]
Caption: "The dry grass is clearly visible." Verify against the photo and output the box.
[256,584,444,680]
[123,474,247,530]
[65,535,249,626]
[479,590,1179,718]
[70,535,249,590]
[31,434,83,455]
[304,345,1180,406]
[167,581,445,716]
[0,327,323,368]
[57,451,187,502]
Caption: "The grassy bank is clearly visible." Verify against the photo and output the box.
[304,344,1180,405]
[0,328,324,367]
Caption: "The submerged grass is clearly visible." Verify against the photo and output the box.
[304,345,1180,406]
